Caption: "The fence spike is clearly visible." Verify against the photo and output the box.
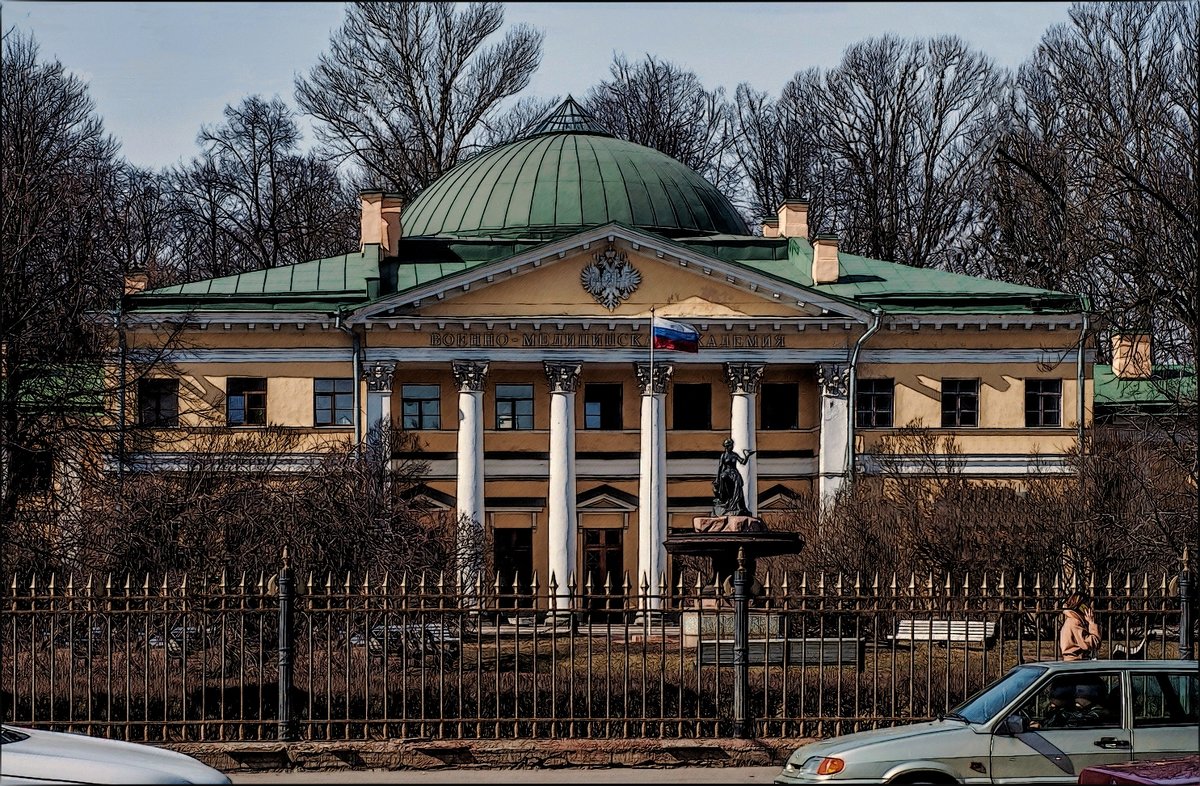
[603,571,613,595]
[1141,574,1149,595]
[1124,573,1132,596]
[676,570,685,596]
[381,571,390,592]
[1034,573,1042,593]
[658,570,667,597]
[963,572,971,595]
[587,571,597,595]
[781,571,789,595]
[548,572,558,593]
[567,571,577,594]
[160,574,167,596]
[530,571,540,594]
[890,572,898,593]
[85,574,94,595]
[622,571,632,595]
[819,572,826,594]
[362,571,371,594]
[640,571,650,593]
[1160,573,1169,596]
[48,573,57,595]
[854,571,861,595]
[473,570,483,599]
[124,574,132,595]
[493,571,503,595]
[762,571,773,597]
[438,571,447,594]
[417,571,427,594]
[998,572,1006,593]
[980,573,988,593]
[1052,573,1061,593]
[344,571,352,593]
[105,573,113,595]
[800,571,808,593]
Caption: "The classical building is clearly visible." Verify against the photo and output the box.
[122,98,1092,594]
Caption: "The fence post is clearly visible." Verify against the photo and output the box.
[1180,548,1193,661]
[277,547,295,742]
[732,546,751,739]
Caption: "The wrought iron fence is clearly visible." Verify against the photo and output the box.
[4,556,1195,743]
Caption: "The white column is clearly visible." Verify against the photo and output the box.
[817,363,851,507]
[363,362,394,447]
[544,361,582,616]
[724,363,764,516]
[636,361,673,610]
[452,361,488,595]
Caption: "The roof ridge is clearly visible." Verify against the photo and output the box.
[526,95,611,138]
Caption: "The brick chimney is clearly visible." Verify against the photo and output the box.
[761,217,780,238]
[124,271,149,295]
[1111,334,1152,380]
[359,191,404,254]
[811,234,840,285]
[777,199,809,239]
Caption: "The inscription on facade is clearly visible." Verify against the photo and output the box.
[428,331,787,349]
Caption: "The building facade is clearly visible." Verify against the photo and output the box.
[122,99,1092,593]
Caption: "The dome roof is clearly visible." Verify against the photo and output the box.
[401,97,748,240]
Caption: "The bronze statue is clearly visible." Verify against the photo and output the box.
[712,438,756,517]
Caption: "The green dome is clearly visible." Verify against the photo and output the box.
[401,98,748,240]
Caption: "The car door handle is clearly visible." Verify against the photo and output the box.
[1093,737,1131,749]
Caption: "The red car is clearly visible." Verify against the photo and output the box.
[1079,756,1200,786]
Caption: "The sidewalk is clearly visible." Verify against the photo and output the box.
[166,738,812,774]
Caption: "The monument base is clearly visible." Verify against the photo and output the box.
[691,515,767,533]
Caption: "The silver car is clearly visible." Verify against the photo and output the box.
[774,659,1199,785]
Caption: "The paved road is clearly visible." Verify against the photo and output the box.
[232,766,782,783]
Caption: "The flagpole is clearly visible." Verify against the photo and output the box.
[648,305,654,611]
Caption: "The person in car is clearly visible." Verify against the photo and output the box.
[1068,682,1114,726]
[1031,683,1078,729]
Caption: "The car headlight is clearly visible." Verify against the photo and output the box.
[815,757,845,775]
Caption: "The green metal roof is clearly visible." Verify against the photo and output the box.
[401,99,748,240]
[1093,364,1196,409]
[130,249,381,312]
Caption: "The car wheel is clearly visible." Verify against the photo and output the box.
[890,773,957,786]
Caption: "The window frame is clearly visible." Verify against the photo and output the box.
[583,383,623,430]
[855,378,895,429]
[226,377,267,426]
[1131,671,1198,729]
[138,377,179,428]
[495,383,534,430]
[941,378,979,428]
[671,383,712,430]
[760,382,800,431]
[1025,378,1063,428]
[401,383,441,430]
[314,378,355,428]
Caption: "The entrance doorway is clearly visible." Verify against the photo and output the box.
[582,528,624,619]
[493,528,533,610]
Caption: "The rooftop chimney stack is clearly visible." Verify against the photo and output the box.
[124,271,149,295]
[1111,334,1152,380]
[761,217,780,238]
[359,191,404,254]
[777,200,809,240]
[811,234,841,285]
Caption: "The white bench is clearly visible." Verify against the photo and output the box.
[889,620,998,648]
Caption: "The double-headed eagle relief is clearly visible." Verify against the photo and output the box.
[581,244,642,310]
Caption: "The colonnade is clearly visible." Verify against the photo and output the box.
[362,359,852,600]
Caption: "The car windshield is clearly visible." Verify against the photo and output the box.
[951,665,1047,724]
[0,727,29,744]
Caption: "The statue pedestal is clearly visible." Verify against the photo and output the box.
[692,515,766,533]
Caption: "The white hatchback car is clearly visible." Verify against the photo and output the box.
[0,725,230,785]
[774,659,1199,785]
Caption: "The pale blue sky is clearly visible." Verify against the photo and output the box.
[6,2,1076,170]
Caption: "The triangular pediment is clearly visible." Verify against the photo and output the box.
[349,224,868,325]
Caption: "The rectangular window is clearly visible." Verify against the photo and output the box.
[855,378,894,428]
[1132,672,1198,728]
[314,378,354,427]
[672,383,711,430]
[761,382,799,430]
[138,378,179,427]
[401,384,440,430]
[495,384,534,430]
[1025,378,1062,427]
[941,378,979,428]
[226,378,267,426]
[16,448,54,493]
[584,383,622,430]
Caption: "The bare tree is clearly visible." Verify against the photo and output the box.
[808,35,1005,268]
[477,95,561,148]
[584,54,741,199]
[164,96,356,280]
[732,71,825,227]
[295,1,544,197]
[1,31,127,533]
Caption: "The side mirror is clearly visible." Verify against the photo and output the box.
[998,714,1027,736]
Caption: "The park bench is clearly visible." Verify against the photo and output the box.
[699,637,864,671]
[356,622,461,662]
[889,619,998,649]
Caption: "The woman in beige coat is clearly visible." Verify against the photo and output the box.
[1059,592,1102,660]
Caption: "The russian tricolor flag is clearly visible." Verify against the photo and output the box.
[652,315,700,353]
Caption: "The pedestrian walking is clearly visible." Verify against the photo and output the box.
[1059,591,1102,661]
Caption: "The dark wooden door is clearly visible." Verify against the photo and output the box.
[582,528,624,618]
[493,528,533,610]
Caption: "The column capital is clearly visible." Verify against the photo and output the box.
[543,361,583,394]
[817,362,850,398]
[634,362,674,395]
[452,360,489,392]
[363,362,395,392]
[724,362,765,395]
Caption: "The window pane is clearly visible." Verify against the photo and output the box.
[672,384,711,429]
[761,383,799,430]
